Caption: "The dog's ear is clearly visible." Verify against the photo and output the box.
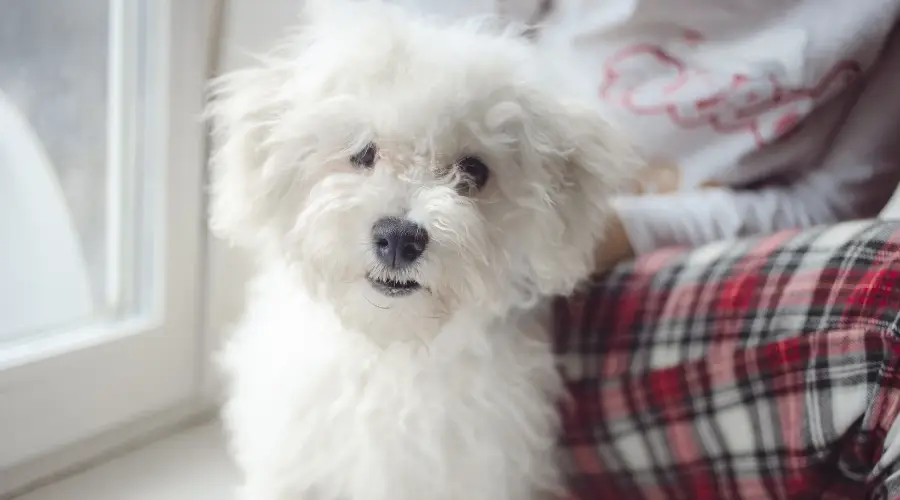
[206,0,385,248]
[554,98,637,231]
[206,0,326,247]
[557,99,639,286]
[507,93,640,296]
[206,61,293,247]
[205,0,399,249]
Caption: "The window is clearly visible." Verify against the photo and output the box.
[0,0,211,492]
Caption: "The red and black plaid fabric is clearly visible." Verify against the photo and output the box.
[554,220,900,499]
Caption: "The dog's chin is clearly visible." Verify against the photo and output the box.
[365,274,422,298]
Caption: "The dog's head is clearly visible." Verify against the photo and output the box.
[208,0,635,338]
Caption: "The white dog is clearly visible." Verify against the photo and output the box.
[208,2,634,499]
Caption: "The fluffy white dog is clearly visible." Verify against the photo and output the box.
[208,2,634,499]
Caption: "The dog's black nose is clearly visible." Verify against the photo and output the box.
[372,217,429,269]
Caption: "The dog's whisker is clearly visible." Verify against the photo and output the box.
[363,294,392,310]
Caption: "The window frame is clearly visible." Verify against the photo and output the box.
[0,0,216,494]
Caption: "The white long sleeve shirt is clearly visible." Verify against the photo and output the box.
[533,0,900,253]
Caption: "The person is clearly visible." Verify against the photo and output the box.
[492,0,900,269]
[485,1,900,497]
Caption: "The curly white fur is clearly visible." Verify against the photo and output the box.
[208,2,637,499]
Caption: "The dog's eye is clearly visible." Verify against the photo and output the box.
[351,143,377,169]
[456,156,489,191]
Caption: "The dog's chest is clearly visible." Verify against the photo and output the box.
[224,310,563,500]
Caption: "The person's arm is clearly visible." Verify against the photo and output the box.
[606,25,900,258]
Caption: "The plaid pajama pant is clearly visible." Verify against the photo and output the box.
[554,219,900,499]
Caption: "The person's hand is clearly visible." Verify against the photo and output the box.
[630,158,720,194]
[631,159,680,194]
[594,211,634,273]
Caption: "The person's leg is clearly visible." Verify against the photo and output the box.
[555,220,900,499]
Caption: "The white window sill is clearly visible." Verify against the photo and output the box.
[13,423,237,500]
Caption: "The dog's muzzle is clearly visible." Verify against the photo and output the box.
[368,216,428,297]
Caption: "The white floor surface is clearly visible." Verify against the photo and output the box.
[14,422,238,500]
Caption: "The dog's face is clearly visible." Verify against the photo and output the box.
[208,1,634,337]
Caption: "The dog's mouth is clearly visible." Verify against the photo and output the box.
[366,275,421,297]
